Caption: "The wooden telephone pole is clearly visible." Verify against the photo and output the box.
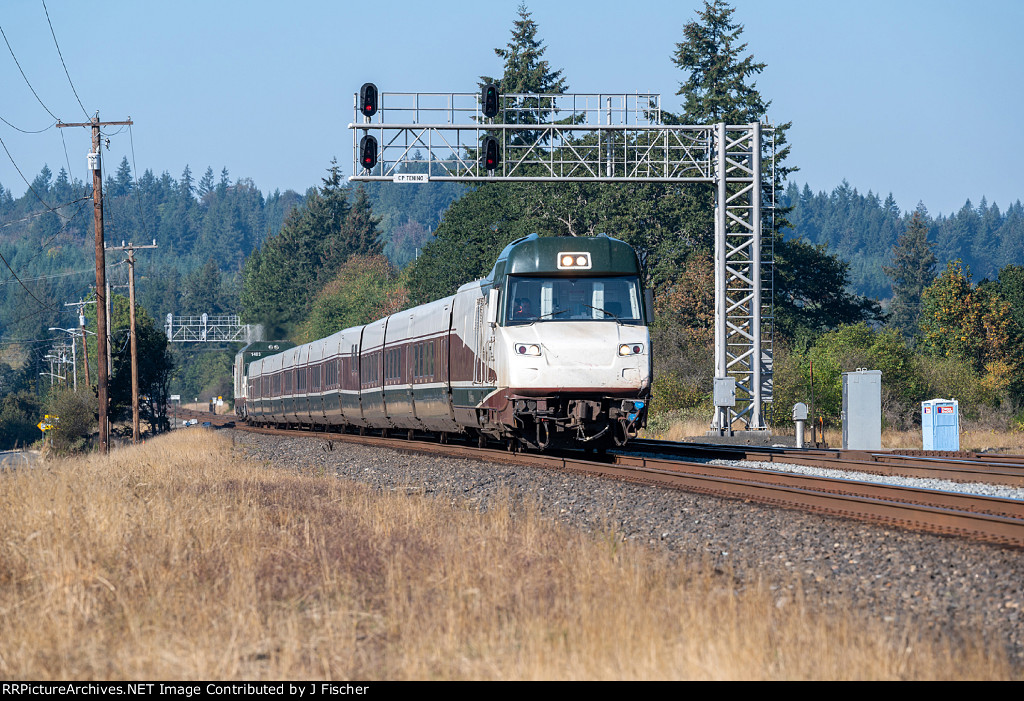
[58,114,133,454]
[108,241,157,444]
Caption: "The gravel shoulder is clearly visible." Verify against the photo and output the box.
[232,429,1024,668]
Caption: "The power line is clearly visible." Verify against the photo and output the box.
[0,194,90,229]
[0,266,95,286]
[0,22,60,120]
[0,115,56,134]
[1,196,91,288]
[0,247,54,310]
[0,132,64,212]
[40,0,88,119]
[128,124,153,241]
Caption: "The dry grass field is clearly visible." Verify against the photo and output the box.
[0,430,1013,680]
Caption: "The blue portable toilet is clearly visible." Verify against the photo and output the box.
[922,398,959,450]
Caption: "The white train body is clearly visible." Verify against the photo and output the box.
[238,233,652,449]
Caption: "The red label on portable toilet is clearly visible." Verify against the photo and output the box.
[924,407,931,413]
[939,406,953,413]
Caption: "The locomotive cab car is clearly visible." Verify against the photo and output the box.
[468,233,652,449]
[243,233,652,450]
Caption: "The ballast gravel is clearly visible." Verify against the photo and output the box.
[231,430,1024,668]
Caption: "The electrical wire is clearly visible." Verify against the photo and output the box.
[1,196,91,287]
[0,132,65,213]
[41,0,89,119]
[0,115,56,134]
[128,124,153,242]
[59,124,73,177]
[0,247,54,310]
[0,23,60,120]
[0,195,90,229]
[0,266,95,286]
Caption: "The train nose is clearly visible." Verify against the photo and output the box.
[542,324,618,367]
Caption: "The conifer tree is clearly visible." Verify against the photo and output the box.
[480,3,567,146]
[884,206,937,338]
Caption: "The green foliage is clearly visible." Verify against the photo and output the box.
[106,294,175,433]
[301,255,408,342]
[919,261,1022,380]
[785,183,1024,299]
[168,348,235,404]
[241,162,384,339]
[44,387,95,455]
[773,323,926,429]
[884,207,937,338]
[405,183,536,304]
[773,237,884,338]
[0,390,42,450]
[673,0,767,124]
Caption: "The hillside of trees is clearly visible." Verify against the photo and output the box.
[783,181,1024,300]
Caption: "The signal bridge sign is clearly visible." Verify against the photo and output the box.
[393,173,428,183]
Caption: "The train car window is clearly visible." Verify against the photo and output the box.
[327,359,338,388]
[297,365,306,392]
[284,369,293,394]
[505,275,643,325]
[272,373,281,397]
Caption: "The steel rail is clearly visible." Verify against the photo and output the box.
[196,414,1024,548]
[628,439,1024,487]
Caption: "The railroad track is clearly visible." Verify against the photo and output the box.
[177,409,1024,548]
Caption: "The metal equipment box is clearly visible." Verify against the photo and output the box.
[922,398,959,450]
[842,370,881,450]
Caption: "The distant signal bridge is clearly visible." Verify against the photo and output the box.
[164,314,264,344]
[348,86,776,434]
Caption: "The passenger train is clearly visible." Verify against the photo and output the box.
[234,233,652,450]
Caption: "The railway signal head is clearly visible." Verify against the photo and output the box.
[359,82,378,118]
[359,135,378,170]
[481,83,499,119]
[480,135,500,171]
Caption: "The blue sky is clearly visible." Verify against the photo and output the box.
[1,0,1021,217]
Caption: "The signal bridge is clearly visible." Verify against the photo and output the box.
[349,85,776,434]
[164,314,264,345]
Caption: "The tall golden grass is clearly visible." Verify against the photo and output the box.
[0,431,1012,679]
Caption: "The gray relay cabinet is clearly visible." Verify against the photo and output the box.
[842,370,882,450]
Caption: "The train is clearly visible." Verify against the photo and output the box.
[233,233,652,450]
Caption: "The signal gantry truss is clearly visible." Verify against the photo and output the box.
[164,314,264,345]
[349,89,775,433]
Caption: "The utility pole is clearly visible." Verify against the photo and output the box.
[58,114,133,454]
[65,299,95,388]
[108,240,157,444]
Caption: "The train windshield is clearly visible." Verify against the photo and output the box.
[505,275,644,325]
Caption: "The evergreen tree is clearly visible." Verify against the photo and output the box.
[884,206,937,338]
[197,167,215,199]
[481,3,567,146]
[673,0,767,124]
[342,186,383,259]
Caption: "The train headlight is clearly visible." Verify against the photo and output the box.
[556,252,592,270]
[618,343,644,356]
[514,343,542,356]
